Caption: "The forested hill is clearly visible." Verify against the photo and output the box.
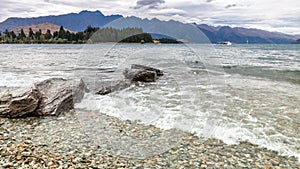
[11,23,73,36]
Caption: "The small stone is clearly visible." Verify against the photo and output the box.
[24,140,32,144]
[16,155,22,160]
[21,152,31,156]
[244,154,251,158]
[85,152,91,157]
[72,157,81,164]
[3,163,13,168]
[201,164,207,168]
[255,162,262,168]
[238,162,246,168]
[226,153,233,158]
[270,159,279,165]
[265,165,270,169]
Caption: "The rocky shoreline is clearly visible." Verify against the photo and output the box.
[1,72,299,168]
[1,111,299,169]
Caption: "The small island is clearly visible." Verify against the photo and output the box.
[0,24,181,44]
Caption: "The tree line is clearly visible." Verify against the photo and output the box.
[0,25,181,44]
[0,26,152,44]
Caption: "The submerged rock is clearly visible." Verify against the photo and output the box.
[123,68,157,83]
[96,80,131,95]
[131,64,164,76]
[0,78,87,118]
[97,64,163,95]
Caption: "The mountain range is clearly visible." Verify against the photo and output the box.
[0,10,121,32]
[0,10,298,44]
[196,24,298,44]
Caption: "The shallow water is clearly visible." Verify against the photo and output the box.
[0,43,299,160]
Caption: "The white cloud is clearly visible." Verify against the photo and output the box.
[0,0,299,34]
[148,8,187,16]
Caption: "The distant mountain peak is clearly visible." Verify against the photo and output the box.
[79,10,104,16]
[150,18,160,22]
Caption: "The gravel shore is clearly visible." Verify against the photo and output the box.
[1,110,299,169]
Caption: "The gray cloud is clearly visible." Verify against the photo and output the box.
[214,19,262,25]
[8,8,35,13]
[225,4,237,8]
[0,0,299,34]
[133,0,165,9]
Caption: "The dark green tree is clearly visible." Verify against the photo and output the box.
[158,38,180,43]
[10,31,17,39]
[2,29,10,42]
[75,32,84,42]
[45,29,52,40]
[53,31,58,38]
[18,29,26,39]
[120,33,153,43]
[35,29,42,40]
[29,28,34,39]
[58,26,66,39]
[84,26,99,39]
[4,29,10,37]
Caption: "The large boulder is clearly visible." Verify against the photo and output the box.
[0,78,87,118]
[0,87,40,118]
[34,78,87,116]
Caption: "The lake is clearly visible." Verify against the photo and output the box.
[0,43,299,160]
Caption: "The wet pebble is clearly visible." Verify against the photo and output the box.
[0,113,299,168]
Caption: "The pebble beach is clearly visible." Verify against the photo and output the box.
[1,110,299,169]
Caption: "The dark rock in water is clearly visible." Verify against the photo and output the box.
[97,64,163,95]
[123,68,157,82]
[34,78,87,116]
[131,64,163,76]
[0,78,87,118]
[96,80,131,95]
[0,87,40,118]
[131,70,157,82]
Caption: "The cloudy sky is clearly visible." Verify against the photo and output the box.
[1,0,299,34]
